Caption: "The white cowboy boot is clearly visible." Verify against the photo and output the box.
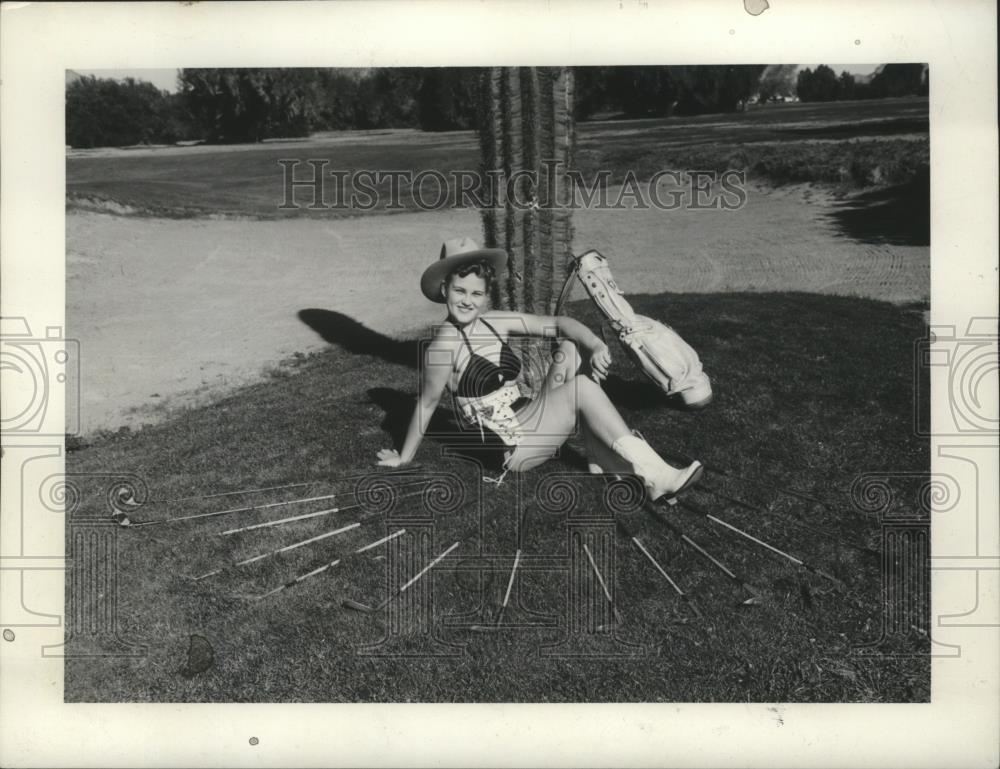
[583,426,630,477]
[611,433,703,500]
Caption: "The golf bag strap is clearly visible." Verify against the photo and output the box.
[553,258,580,319]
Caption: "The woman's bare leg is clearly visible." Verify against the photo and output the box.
[543,340,630,441]
[510,373,630,471]
[506,340,588,471]
[511,339,701,497]
[543,338,587,391]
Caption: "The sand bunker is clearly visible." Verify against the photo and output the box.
[67,183,928,434]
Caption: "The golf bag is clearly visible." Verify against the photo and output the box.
[561,249,712,408]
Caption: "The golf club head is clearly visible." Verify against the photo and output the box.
[382,463,424,475]
[341,598,376,613]
[186,568,222,582]
[594,609,625,633]
[467,624,502,633]
[466,604,503,632]
[740,589,763,607]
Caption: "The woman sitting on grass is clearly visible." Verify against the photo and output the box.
[375,237,703,500]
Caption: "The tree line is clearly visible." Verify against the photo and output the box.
[796,64,928,103]
[65,65,927,149]
[66,68,479,148]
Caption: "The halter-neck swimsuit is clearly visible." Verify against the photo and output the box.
[451,317,522,397]
[447,317,531,476]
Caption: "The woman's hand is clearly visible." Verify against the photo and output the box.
[376,448,408,468]
[589,341,612,383]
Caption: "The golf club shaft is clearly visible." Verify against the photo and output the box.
[217,484,426,536]
[147,481,314,505]
[252,529,407,600]
[467,550,524,631]
[136,491,342,527]
[614,509,703,617]
[400,541,461,592]
[631,536,703,619]
[697,483,878,557]
[643,500,760,600]
[346,540,461,613]
[632,537,682,594]
[190,520,365,581]
[582,543,623,623]
[501,550,521,609]
[133,466,428,526]
[679,499,845,589]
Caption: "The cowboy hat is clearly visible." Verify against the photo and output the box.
[420,237,508,303]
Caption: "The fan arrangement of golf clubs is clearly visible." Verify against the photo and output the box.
[123,469,436,601]
[120,455,873,624]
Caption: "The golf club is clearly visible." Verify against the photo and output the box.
[695,483,879,557]
[247,529,407,600]
[644,498,762,606]
[677,498,846,589]
[216,483,427,536]
[582,542,624,626]
[468,549,522,632]
[342,541,461,613]
[188,520,366,581]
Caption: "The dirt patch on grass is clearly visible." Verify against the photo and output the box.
[67,182,928,435]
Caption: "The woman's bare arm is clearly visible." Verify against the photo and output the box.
[376,330,455,466]
[485,311,612,381]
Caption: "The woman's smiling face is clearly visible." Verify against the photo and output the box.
[444,271,489,325]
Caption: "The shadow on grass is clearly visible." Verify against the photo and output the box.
[602,374,703,412]
[298,308,421,369]
[366,386,464,447]
[366,385,561,474]
[300,306,688,418]
[366,387,417,447]
[66,291,931,704]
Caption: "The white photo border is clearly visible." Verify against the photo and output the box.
[1,1,997,767]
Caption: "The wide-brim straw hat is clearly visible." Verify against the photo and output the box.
[420,237,508,303]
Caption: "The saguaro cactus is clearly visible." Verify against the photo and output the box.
[477,67,576,314]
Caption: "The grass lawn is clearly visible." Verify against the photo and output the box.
[65,291,930,702]
[66,97,929,219]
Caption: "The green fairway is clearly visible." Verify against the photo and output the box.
[65,292,930,702]
[67,97,929,219]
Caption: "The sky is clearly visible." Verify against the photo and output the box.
[73,68,181,92]
[802,63,881,75]
[74,64,884,94]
